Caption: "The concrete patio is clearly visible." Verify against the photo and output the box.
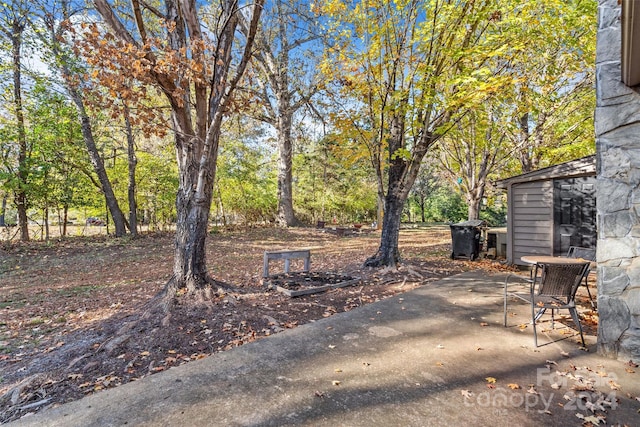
[8,271,640,426]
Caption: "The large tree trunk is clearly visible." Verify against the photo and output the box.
[166,126,218,295]
[123,104,138,237]
[0,195,6,226]
[75,106,128,237]
[11,20,29,242]
[365,114,416,267]
[466,188,483,221]
[275,112,300,227]
[365,190,404,267]
[171,173,213,292]
[47,14,128,238]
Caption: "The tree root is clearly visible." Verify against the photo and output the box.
[95,274,247,356]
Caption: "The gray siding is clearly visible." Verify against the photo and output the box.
[510,181,553,264]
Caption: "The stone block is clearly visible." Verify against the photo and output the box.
[596,27,620,64]
[619,329,640,361]
[626,258,640,287]
[596,62,637,106]
[600,211,634,238]
[597,237,639,261]
[597,296,631,344]
[595,104,640,137]
[626,288,640,315]
[600,266,630,296]
[597,123,640,149]
[596,178,631,211]
[598,1,620,29]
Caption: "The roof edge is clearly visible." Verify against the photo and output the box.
[494,155,596,189]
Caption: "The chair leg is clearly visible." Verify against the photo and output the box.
[503,275,509,327]
[584,277,596,310]
[569,308,585,347]
[531,298,538,347]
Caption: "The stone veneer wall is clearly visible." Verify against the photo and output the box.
[595,0,640,362]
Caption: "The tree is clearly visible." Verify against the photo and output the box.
[37,0,129,237]
[322,0,517,267]
[0,0,31,241]
[409,161,441,223]
[505,0,596,172]
[91,0,263,298]
[437,105,515,220]
[241,0,321,226]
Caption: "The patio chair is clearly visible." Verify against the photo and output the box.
[566,246,596,309]
[504,261,591,347]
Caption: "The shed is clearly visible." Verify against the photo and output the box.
[495,155,596,265]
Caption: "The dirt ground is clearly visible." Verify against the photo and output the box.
[0,225,573,423]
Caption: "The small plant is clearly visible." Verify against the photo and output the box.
[28,317,45,326]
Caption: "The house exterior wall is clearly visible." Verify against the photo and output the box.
[507,181,553,265]
[596,0,640,361]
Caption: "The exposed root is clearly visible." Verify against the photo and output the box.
[95,274,246,356]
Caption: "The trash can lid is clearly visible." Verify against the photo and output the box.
[450,220,486,227]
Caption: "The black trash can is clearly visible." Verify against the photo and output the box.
[449,220,485,261]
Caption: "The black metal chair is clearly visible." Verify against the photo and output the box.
[566,246,596,309]
[504,261,591,347]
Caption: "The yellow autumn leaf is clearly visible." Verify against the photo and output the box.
[507,383,520,390]
[485,377,497,384]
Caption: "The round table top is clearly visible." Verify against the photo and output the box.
[520,255,591,265]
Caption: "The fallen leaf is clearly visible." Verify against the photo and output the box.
[507,383,520,390]
[561,351,570,357]
[550,382,561,390]
[334,368,342,373]
[608,380,621,390]
[527,386,539,395]
[328,345,336,349]
[435,362,444,367]
[332,380,341,386]
[579,414,606,425]
[480,322,489,327]
[485,377,497,384]
[461,390,473,398]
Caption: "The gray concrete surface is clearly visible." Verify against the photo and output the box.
[8,272,640,426]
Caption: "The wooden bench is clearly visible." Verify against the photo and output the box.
[263,249,311,277]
